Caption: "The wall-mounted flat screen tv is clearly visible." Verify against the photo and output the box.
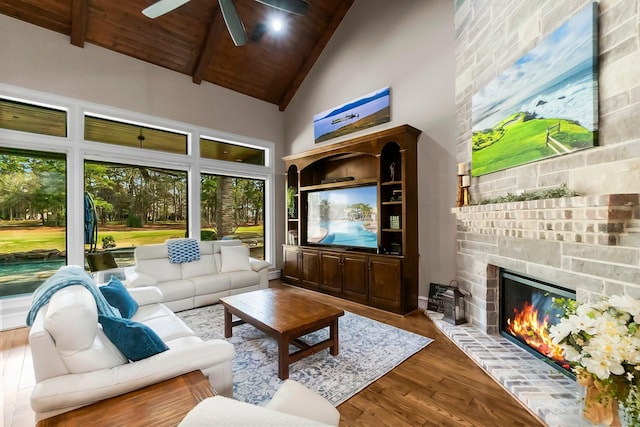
[306,185,378,250]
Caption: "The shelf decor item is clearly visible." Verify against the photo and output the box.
[549,295,640,427]
[286,186,297,218]
[442,281,467,325]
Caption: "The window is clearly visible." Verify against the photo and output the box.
[0,148,66,297]
[0,98,67,137]
[0,87,274,312]
[85,115,188,155]
[201,174,265,259]
[84,161,188,267]
[200,137,265,165]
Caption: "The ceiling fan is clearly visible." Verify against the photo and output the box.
[142,0,309,46]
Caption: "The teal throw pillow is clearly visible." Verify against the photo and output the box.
[99,276,138,318]
[98,315,168,361]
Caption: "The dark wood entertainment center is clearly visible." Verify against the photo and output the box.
[282,124,421,314]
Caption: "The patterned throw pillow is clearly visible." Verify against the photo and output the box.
[167,238,201,264]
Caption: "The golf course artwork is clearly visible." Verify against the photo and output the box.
[471,2,598,177]
[313,86,390,143]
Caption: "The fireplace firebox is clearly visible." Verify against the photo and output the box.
[499,269,576,378]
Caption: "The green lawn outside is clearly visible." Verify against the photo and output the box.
[0,224,264,254]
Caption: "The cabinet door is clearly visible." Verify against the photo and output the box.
[342,253,369,304]
[319,252,342,294]
[282,246,300,283]
[368,256,403,312]
[300,249,320,290]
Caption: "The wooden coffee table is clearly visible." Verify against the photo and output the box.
[220,288,344,380]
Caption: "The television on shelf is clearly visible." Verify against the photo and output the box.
[305,185,378,250]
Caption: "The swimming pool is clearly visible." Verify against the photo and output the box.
[0,260,66,297]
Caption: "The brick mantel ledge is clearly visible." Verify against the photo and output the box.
[452,193,639,246]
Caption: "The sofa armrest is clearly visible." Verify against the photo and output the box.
[126,286,163,306]
[30,339,235,414]
[179,396,334,427]
[250,258,270,272]
[125,269,158,288]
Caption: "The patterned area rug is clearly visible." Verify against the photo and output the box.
[177,303,433,406]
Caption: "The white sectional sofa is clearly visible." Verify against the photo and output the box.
[28,283,235,421]
[126,239,270,312]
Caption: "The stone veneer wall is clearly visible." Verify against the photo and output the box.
[454,194,640,333]
[454,0,640,329]
[455,0,640,199]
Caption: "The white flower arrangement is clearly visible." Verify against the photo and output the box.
[549,295,640,426]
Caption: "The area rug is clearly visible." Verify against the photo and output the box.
[177,304,433,406]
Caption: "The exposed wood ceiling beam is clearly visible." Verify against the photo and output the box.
[70,0,88,47]
[278,0,354,111]
[192,9,222,84]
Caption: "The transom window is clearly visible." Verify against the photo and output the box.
[200,137,265,165]
[85,115,188,155]
[0,98,67,137]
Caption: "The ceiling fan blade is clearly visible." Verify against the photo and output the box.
[219,0,248,46]
[142,0,191,18]
[254,0,309,15]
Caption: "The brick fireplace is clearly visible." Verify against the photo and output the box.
[453,193,640,334]
[431,193,640,425]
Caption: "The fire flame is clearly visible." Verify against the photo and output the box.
[506,302,567,364]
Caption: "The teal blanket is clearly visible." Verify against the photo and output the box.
[26,265,120,326]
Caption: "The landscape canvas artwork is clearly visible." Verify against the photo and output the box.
[471,2,598,176]
[313,86,390,143]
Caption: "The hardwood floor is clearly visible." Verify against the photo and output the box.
[2,281,545,427]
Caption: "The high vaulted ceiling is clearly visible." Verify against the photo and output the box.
[0,0,354,111]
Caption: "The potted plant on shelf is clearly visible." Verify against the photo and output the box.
[286,187,297,219]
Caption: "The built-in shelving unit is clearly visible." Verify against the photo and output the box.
[282,124,421,314]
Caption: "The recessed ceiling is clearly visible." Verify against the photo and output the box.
[0,0,354,111]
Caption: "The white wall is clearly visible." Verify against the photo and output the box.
[0,15,284,143]
[283,0,458,296]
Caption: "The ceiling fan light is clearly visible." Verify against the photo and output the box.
[271,18,283,32]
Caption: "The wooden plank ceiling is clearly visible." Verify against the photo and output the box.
[0,0,354,111]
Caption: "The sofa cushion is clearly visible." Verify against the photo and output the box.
[190,273,230,296]
[224,270,262,289]
[132,302,175,323]
[219,245,251,272]
[99,277,138,318]
[142,315,198,342]
[179,396,335,427]
[98,315,169,362]
[44,286,128,373]
[59,329,129,373]
[266,379,340,426]
[44,286,98,353]
[181,243,217,279]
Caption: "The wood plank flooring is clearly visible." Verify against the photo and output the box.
[2,281,545,426]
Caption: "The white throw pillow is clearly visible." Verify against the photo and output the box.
[219,245,252,272]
